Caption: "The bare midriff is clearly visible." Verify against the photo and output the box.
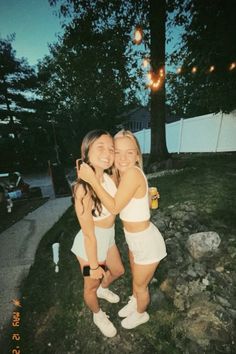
[94,214,116,228]
[122,219,150,233]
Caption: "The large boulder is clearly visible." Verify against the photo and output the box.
[187,231,221,259]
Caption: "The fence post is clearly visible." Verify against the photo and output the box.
[215,112,223,152]
[143,129,146,153]
[178,118,184,154]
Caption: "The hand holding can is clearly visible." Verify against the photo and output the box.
[149,187,159,209]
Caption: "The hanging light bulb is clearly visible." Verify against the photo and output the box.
[143,58,149,68]
[133,26,143,45]
[147,71,153,81]
[176,67,182,74]
[191,66,197,73]
[229,62,236,70]
[151,79,161,91]
[209,65,215,73]
[159,68,164,77]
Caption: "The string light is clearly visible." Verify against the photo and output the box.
[143,58,150,68]
[133,26,143,45]
[147,71,152,81]
[133,24,235,93]
[174,61,235,75]
[209,65,215,73]
[146,69,165,91]
[159,68,164,77]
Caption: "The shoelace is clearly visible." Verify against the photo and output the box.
[100,313,113,327]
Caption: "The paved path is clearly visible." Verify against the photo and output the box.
[22,172,55,198]
[0,196,71,340]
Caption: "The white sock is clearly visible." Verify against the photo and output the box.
[94,309,103,317]
[133,310,145,318]
[99,285,109,292]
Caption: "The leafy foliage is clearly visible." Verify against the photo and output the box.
[167,0,236,116]
[46,0,170,160]
[39,1,148,156]
[0,37,37,123]
[0,36,53,170]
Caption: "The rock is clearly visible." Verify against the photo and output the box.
[186,231,221,259]
[151,215,168,232]
[142,199,235,352]
[194,262,207,276]
[215,296,231,308]
[202,277,210,286]
[215,266,224,272]
[187,268,197,278]
[173,300,232,349]
[172,210,186,220]
[150,289,167,310]
[160,278,175,299]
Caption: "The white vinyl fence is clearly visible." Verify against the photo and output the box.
[134,111,236,153]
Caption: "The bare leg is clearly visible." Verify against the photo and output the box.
[77,256,100,313]
[132,260,159,313]
[101,244,124,289]
[128,250,135,297]
[84,277,101,312]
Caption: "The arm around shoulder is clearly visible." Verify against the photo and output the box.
[92,167,142,215]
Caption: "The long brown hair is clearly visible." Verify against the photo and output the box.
[73,129,113,216]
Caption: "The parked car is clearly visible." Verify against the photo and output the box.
[0,184,13,214]
[0,172,42,214]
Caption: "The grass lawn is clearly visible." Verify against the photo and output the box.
[4,152,236,354]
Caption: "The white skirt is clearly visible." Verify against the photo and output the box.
[71,225,115,263]
[124,222,167,265]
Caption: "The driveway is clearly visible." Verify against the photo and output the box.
[0,196,72,344]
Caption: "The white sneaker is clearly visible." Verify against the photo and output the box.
[118,295,137,317]
[97,285,120,303]
[121,310,150,329]
[93,310,117,337]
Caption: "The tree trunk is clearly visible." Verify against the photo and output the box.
[149,0,169,163]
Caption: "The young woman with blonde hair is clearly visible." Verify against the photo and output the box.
[78,130,166,329]
[71,129,124,337]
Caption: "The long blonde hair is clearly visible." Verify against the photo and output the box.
[113,129,143,182]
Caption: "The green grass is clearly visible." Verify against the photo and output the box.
[155,153,236,230]
[4,152,236,354]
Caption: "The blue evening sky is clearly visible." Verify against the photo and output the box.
[0,1,181,69]
[0,0,62,66]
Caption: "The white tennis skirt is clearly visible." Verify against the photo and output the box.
[71,225,115,262]
[124,222,167,265]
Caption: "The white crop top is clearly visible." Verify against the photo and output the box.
[119,167,150,222]
[93,173,117,221]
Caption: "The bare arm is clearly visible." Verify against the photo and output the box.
[74,185,105,278]
[78,165,142,214]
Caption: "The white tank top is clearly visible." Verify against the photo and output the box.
[119,167,150,222]
[93,173,117,221]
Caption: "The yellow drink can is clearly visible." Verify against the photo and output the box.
[149,187,159,209]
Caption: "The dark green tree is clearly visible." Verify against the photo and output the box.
[0,37,37,135]
[48,0,170,161]
[0,36,53,169]
[167,0,236,116]
[38,5,135,158]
